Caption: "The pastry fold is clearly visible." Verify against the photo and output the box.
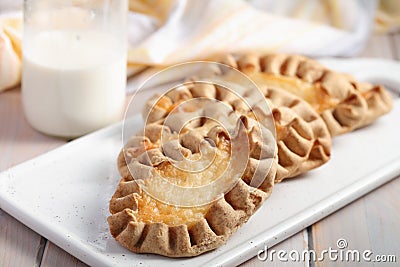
[108,176,269,257]
[140,82,331,181]
[265,88,331,182]
[110,96,278,257]
[109,59,336,256]
[221,53,393,136]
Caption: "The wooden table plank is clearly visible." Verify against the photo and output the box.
[40,242,88,267]
[240,230,308,267]
[359,34,395,59]
[312,177,400,267]
[0,88,67,170]
[364,177,400,259]
[392,32,400,60]
[0,209,44,267]
[312,191,374,267]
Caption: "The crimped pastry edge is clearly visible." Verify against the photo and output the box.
[108,174,272,257]
[221,53,393,136]
[264,88,331,181]
[110,99,278,257]
[140,82,331,181]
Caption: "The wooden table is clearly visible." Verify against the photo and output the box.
[1,32,399,267]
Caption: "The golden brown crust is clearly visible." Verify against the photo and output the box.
[265,88,331,181]
[110,95,278,257]
[138,82,330,182]
[109,64,335,256]
[221,53,393,136]
[108,175,269,257]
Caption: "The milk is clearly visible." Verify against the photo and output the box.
[22,30,126,138]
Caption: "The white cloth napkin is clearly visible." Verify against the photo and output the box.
[128,0,375,67]
[0,12,22,91]
[0,0,377,92]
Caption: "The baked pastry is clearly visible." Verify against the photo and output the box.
[140,82,331,182]
[109,97,278,257]
[221,53,393,136]
[263,88,331,181]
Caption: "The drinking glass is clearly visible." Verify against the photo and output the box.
[22,0,128,138]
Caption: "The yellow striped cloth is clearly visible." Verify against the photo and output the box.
[1,0,392,93]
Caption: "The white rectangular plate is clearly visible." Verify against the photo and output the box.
[1,59,400,267]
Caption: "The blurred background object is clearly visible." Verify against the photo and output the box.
[0,12,22,92]
[375,0,400,33]
[1,0,399,93]
[249,0,367,31]
[0,0,22,12]
[126,0,376,72]
[21,0,127,137]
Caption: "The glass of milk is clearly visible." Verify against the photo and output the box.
[22,0,128,138]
